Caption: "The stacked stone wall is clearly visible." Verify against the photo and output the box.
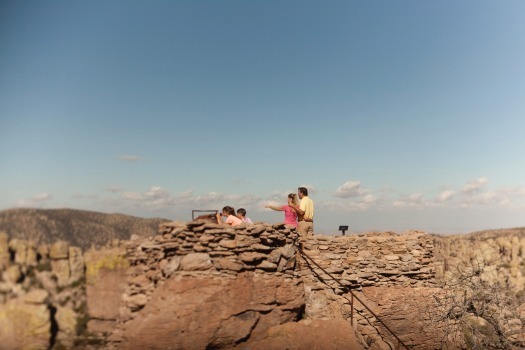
[117,224,436,321]
[300,230,435,293]
[296,230,436,349]
[118,221,300,321]
[0,223,438,349]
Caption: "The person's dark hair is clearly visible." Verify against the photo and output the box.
[237,208,247,216]
[298,187,308,196]
[222,206,235,216]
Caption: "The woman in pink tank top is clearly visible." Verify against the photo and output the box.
[265,193,299,228]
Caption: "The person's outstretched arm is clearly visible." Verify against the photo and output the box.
[265,205,284,211]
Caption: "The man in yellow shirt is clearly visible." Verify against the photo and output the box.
[290,187,314,250]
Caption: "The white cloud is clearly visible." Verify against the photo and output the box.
[15,193,53,207]
[462,177,487,195]
[320,198,375,212]
[178,189,194,198]
[145,186,170,198]
[478,191,510,206]
[80,177,525,224]
[333,180,366,198]
[33,193,52,201]
[122,186,174,209]
[437,190,455,202]
[362,194,376,204]
[117,155,142,162]
[457,177,515,207]
[462,190,510,207]
[117,186,266,215]
[355,194,378,209]
[122,191,144,200]
[393,193,425,208]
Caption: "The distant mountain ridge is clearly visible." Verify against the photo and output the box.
[0,208,171,250]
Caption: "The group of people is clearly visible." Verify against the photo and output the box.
[215,206,253,226]
[216,187,314,249]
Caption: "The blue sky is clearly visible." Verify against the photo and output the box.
[1,1,525,234]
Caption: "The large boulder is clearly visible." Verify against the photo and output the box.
[68,246,84,283]
[55,305,78,349]
[49,240,69,260]
[0,231,8,271]
[119,272,304,349]
[85,247,129,322]
[0,297,50,350]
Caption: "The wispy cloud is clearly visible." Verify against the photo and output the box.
[312,180,380,212]
[82,177,525,221]
[386,177,523,209]
[117,155,142,162]
[333,180,366,198]
[393,193,425,208]
[118,186,265,213]
[437,190,455,203]
[462,177,487,195]
[461,190,510,207]
[122,186,172,208]
[458,177,512,207]
[320,196,377,212]
[15,193,53,207]
[362,193,376,204]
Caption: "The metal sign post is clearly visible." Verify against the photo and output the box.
[338,225,349,236]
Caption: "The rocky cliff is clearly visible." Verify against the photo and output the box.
[0,220,524,349]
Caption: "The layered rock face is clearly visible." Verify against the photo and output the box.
[84,246,129,337]
[0,223,442,350]
[433,230,525,347]
[360,286,450,349]
[0,228,133,349]
[240,318,362,350]
[112,221,307,349]
[434,230,525,295]
[0,231,87,349]
[2,219,523,350]
[120,274,304,349]
[0,290,51,350]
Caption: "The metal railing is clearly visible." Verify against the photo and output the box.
[191,209,218,220]
[298,246,410,350]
